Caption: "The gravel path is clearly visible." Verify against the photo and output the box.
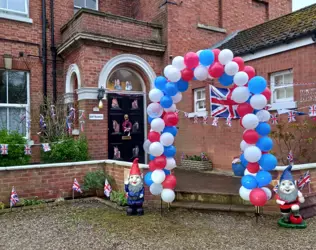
[1,199,316,250]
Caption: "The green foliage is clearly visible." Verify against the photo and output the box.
[0,129,31,167]
[0,202,5,210]
[185,152,210,161]
[83,170,114,191]
[20,197,45,206]
[41,137,90,163]
[110,190,127,206]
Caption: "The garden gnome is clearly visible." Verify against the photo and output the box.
[275,165,305,224]
[125,158,144,216]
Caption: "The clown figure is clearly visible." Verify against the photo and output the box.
[275,166,305,224]
[125,158,144,216]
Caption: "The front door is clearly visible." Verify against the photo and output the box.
[108,93,145,163]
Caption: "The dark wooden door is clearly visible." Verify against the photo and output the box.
[108,93,145,163]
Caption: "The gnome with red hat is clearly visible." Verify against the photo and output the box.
[125,158,144,216]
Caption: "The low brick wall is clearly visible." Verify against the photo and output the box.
[179,160,213,171]
[0,160,159,207]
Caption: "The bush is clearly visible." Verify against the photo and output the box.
[110,190,127,206]
[41,137,90,163]
[83,170,114,191]
[185,152,210,161]
[0,129,31,167]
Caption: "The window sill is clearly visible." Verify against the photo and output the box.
[188,111,208,118]
[0,13,33,23]
[197,23,226,34]
[269,101,297,111]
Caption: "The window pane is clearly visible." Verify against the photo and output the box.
[201,90,205,99]
[197,100,205,110]
[107,69,143,91]
[74,0,85,7]
[284,73,293,85]
[286,86,294,98]
[8,71,27,104]
[0,70,6,103]
[86,0,96,9]
[9,108,26,135]
[0,0,6,8]
[274,75,283,86]
[276,89,286,99]
[197,90,201,99]
[0,107,7,130]
[8,0,26,12]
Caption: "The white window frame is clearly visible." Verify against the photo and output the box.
[194,88,206,113]
[74,0,98,11]
[0,70,30,139]
[0,0,32,23]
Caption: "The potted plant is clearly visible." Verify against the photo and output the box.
[180,152,212,171]
[83,170,114,197]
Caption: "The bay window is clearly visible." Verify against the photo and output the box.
[74,0,98,13]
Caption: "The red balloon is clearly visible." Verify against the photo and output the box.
[262,88,271,100]
[163,112,179,126]
[149,161,158,171]
[244,66,256,80]
[148,131,160,142]
[247,162,260,173]
[162,175,177,189]
[243,129,259,144]
[212,49,221,62]
[249,188,267,206]
[181,68,194,81]
[184,52,199,69]
[208,62,224,78]
[153,156,166,169]
[232,57,245,71]
[237,103,254,117]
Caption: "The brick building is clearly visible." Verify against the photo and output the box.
[0,0,292,169]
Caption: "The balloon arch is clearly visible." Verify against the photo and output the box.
[143,48,276,207]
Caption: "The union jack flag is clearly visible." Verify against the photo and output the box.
[226,117,232,127]
[309,105,316,117]
[80,121,85,132]
[104,178,112,197]
[0,144,8,155]
[175,109,180,114]
[193,115,198,124]
[181,152,185,161]
[24,145,32,155]
[10,187,19,207]
[288,111,296,123]
[42,143,51,152]
[287,150,294,163]
[270,114,278,125]
[212,117,219,126]
[210,85,239,118]
[264,105,272,110]
[203,116,208,125]
[184,112,189,118]
[72,178,83,193]
[297,171,311,190]
[273,184,279,194]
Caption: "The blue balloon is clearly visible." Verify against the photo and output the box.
[148,116,154,124]
[155,76,167,90]
[248,76,267,94]
[144,172,154,186]
[160,95,173,108]
[256,137,273,152]
[256,122,271,136]
[218,73,234,86]
[149,155,155,161]
[164,82,178,96]
[199,49,215,66]
[241,175,257,189]
[163,169,171,175]
[164,145,176,157]
[255,171,272,188]
[177,79,189,92]
[240,153,248,167]
[259,153,277,171]
[163,126,178,136]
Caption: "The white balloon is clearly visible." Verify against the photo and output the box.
[218,49,234,65]
[165,157,177,170]
[149,142,164,157]
[231,87,250,103]
[172,92,182,103]
[250,94,267,110]
[163,65,173,77]
[234,71,249,86]
[165,66,181,82]
[244,146,262,163]
[147,103,164,118]
[194,65,208,81]
[160,132,174,146]
[261,187,272,200]
[143,139,151,153]
[242,114,259,129]
[150,183,163,195]
[239,186,252,201]
[240,140,254,152]
[149,88,164,103]
[172,56,186,70]
[164,104,177,112]
[244,169,257,177]
[151,118,165,132]
[224,61,239,76]
[256,110,270,122]
[152,169,166,184]
[161,188,175,203]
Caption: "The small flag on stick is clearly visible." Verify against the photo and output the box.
[104,178,112,197]
[42,143,51,152]
[297,171,311,191]
[10,187,19,208]
[0,144,8,155]
[72,178,83,193]
[287,150,294,164]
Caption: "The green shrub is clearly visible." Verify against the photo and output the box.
[20,197,45,206]
[83,170,114,191]
[41,137,90,163]
[0,129,31,167]
[110,190,127,206]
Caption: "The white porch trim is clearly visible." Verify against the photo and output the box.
[65,64,82,93]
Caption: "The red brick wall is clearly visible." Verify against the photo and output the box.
[99,0,134,17]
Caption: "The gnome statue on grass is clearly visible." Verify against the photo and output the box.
[125,158,144,216]
[275,165,306,228]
